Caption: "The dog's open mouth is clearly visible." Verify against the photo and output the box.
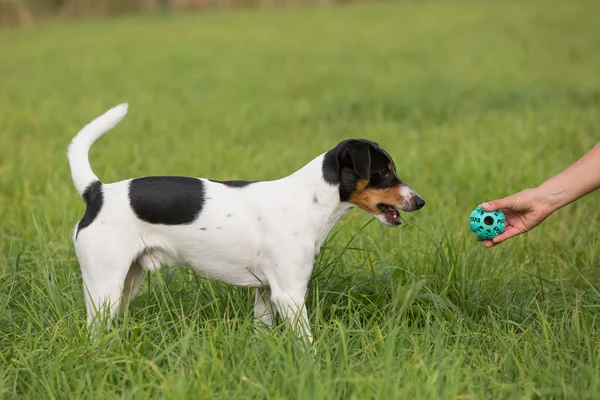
[377,203,402,226]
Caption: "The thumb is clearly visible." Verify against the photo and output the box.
[481,196,514,212]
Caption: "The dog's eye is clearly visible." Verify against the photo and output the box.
[380,169,390,177]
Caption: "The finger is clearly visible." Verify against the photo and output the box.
[481,197,514,212]
[484,233,511,248]
[484,240,496,248]
[483,226,522,248]
[478,231,504,244]
[491,226,521,244]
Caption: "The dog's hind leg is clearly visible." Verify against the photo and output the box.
[119,263,144,316]
[76,241,136,330]
[118,250,167,316]
[81,265,131,329]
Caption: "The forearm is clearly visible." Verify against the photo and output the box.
[535,141,600,212]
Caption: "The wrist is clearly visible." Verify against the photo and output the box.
[533,184,571,214]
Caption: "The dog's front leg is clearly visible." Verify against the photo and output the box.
[254,287,276,330]
[270,286,312,344]
[265,249,314,344]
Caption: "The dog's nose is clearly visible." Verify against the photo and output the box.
[415,195,425,210]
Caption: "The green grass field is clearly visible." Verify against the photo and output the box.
[1,1,599,398]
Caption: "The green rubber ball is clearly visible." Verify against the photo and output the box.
[469,205,505,240]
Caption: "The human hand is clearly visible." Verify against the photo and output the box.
[480,188,554,248]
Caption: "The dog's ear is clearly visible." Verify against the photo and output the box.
[340,141,372,180]
[322,139,378,185]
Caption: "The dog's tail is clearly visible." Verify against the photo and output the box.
[67,103,129,196]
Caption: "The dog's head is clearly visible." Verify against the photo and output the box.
[322,139,425,227]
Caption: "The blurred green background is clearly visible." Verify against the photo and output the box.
[1,1,599,398]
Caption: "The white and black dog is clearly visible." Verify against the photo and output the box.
[68,104,425,341]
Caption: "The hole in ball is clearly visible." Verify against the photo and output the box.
[484,216,494,226]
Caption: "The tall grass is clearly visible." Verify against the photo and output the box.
[1,1,599,398]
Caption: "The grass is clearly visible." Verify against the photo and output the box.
[1,0,599,398]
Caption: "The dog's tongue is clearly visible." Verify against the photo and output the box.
[387,205,399,220]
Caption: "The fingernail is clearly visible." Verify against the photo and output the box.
[482,202,490,209]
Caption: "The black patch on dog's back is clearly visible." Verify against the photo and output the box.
[77,180,103,237]
[210,180,255,188]
[129,177,205,225]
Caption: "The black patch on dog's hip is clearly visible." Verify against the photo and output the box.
[77,180,104,237]
[129,176,205,225]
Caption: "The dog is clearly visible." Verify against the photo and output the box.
[68,104,425,341]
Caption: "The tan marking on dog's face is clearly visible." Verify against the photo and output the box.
[348,179,406,215]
